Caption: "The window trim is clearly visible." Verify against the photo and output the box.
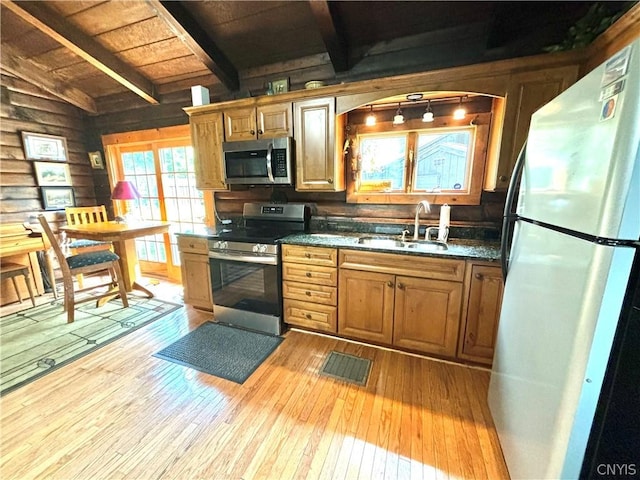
[346,113,491,205]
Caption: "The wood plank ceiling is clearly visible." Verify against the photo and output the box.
[0,1,631,115]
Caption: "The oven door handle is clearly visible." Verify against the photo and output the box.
[208,250,278,265]
[266,142,275,183]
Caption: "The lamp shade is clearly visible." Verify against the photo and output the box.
[111,180,140,200]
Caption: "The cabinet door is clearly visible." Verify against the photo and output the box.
[294,97,345,191]
[489,65,579,190]
[180,252,213,310]
[458,264,503,364]
[223,107,257,141]
[338,269,394,344]
[257,103,292,138]
[190,112,226,190]
[393,276,462,358]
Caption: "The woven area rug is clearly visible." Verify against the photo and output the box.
[154,322,283,384]
[0,296,182,396]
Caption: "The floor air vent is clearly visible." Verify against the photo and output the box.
[319,351,371,386]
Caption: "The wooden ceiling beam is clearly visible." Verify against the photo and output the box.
[3,1,159,105]
[147,0,239,92]
[308,0,349,72]
[1,44,97,114]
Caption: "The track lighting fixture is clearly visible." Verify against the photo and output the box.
[453,96,466,120]
[365,105,376,126]
[392,103,405,125]
[422,100,434,122]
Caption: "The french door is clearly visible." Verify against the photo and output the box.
[103,126,212,282]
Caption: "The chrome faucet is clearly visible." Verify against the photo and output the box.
[413,200,431,240]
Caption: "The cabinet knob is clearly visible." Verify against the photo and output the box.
[305,313,312,319]
[250,129,255,135]
[397,282,404,290]
[327,178,333,184]
[305,253,311,258]
[306,272,312,278]
[258,129,263,135]
[498,175,508,182]
[387,281,394,288]
[475,273,483,280]
[305,291,311,296]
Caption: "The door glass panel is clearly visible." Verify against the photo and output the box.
[158,145,203,266]
[121,150,164,263]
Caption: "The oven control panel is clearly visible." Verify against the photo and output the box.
[253,244,268,253]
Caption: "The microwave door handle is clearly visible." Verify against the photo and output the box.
[266,143,275,183]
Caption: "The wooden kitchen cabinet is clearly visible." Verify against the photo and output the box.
[177,236,213,310]
[458,262,504,364]
[189,111,227,190]
[393,275,463,357]
[488,64,579,191]
[293,97,345,191]
[223,103,292,141]
[282,245,338,333]
[338,268,395,344]
[338,249,464,357]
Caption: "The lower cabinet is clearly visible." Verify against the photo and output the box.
[280,244,503,364]
[457,262,504,364]
[338,269,394,344]
[177,236,213,310]
[393,275,462,358]
[338,249,465,358]
[282,245,338,333]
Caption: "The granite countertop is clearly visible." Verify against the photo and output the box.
[176,229,501,262]
[280,232,501,262]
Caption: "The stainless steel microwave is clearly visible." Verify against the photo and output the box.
[222,137,293,185]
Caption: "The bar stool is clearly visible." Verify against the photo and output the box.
[0,262,36,307]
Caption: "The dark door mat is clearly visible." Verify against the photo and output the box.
[153,322,283,384]
[319,351,372,386]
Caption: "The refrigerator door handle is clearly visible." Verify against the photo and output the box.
[501,141,527,281]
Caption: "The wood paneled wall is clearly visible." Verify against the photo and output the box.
[214,188,505,231]
[0,72,99,225]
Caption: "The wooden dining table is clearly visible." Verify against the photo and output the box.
[59,220,171,299]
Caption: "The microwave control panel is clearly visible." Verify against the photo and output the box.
[273,149,288,177]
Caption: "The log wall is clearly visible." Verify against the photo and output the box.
[0,72,100,226]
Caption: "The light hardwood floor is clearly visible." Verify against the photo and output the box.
[0,277,509,480]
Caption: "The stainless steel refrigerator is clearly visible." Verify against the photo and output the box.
[488,39,640,479]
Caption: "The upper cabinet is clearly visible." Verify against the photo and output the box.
[293,97,345,191]
[223,103,292,141]
[487,64,579,191]
[189,111,227,190]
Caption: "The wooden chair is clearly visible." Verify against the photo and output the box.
[38,215,128,323]
[64,206,112,289]
[0,262,36,307]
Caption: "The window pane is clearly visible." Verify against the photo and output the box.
[415,130,472,191]
[358,135,406,191]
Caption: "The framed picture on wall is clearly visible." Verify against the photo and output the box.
[41,187,75,210]
[34,161,72,186]
[88,151,104,169]
[21,132,68,162]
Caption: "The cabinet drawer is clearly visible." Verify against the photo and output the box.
[282,262,337,286]
[284,299,337,333]
[282,245,337,266]
[282,281,337,306]
[177,236,209,254]
[339,249,464,282]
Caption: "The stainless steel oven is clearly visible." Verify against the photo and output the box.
[209,241,282,335]
[208,203,309,335]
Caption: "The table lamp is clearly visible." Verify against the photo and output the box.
[111,180,140,223]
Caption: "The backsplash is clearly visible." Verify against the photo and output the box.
[214,187,505,241]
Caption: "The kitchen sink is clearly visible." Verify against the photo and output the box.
[357,237,448,251]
